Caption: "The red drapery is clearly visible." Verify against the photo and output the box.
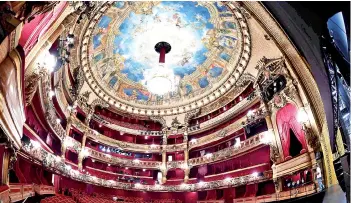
[276,103,307,160]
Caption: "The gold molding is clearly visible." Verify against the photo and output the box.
[241,1,337,187]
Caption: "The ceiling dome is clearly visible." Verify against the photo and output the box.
[81,1,250,115]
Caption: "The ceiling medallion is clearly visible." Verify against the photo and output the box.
[80,1,251,115]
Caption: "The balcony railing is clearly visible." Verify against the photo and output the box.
[189,133,266,166]
[22,143,272,192]
[233,183,316,203]
[86,148,162,169]
[33,184,55,195]
[189,117,246,149]
[9,184,35,203]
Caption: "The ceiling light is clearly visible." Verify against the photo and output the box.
[247,109,255,117]
[145,136,148,139]
[56,118,61,124]
[262,131,273,144]
[49,90,55,98]
[205,153,212,158]
[30,140,41,148]
[83,149,90,156]
[55,156,61,162]
[143,42,178,95]
[125,167,128,170]
[144,64,178,95]
[252,172,258,177]
[225,177,232,182]
[108,164,111,166]
[143,169,146,172]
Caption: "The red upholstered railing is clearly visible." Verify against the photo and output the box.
[9,184,35,202]
[34,184,55,195]
[0,185,10,203]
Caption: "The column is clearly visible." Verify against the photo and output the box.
[161,150,167,184]
[183,130,188,143]
[0,146,10,185]
[78,133,87,170]
[184,148,190,183]
[85,113,92,126]
[61,117,72,159]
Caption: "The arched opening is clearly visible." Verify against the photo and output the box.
[289,129,303,157]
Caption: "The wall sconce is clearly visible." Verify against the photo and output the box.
[36,51,57,73]
[262,131,273,144]
[297,108,309,124]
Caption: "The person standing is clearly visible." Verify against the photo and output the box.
[316,165,325,191]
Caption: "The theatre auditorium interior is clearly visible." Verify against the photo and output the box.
[0,1,350,203]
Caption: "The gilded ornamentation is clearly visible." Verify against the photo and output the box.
[23,141,271,192]
[235,73,255,87]
[184,109,200,126]
[272,94,287,110]
[25,69,46,106]
[150,116,167,129]
[303,125,321,152]
[269,145,280,163]
[189,133,267,166]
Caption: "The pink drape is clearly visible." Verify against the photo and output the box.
[276,103,307,159]
[198,165,208,176]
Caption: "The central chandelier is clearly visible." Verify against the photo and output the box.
[144,42,179,95]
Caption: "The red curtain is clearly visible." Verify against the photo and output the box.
[206,190,216,200]
[276,103,307,159]
[14,160,26,183]
[223,187,235,203]
[244,184,257,197]
[54,175,60,193]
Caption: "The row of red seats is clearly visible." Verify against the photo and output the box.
[67,188,182,203]
[41,195,75,203]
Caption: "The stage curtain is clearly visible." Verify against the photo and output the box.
[276,103,307,159]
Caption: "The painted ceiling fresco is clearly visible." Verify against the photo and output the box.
[89,1,241,105]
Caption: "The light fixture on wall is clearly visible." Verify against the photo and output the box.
[297,108,309,124]
[261,131,273,144]
[36,50,57,73]
[30,140,41,148]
